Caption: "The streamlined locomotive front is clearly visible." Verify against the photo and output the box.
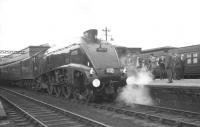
[80,30,126,99]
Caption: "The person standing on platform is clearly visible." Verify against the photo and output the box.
[174,54,182,80]
[180,54,186,79]
[158,56,165,80]
[146,59,151,72]
[150,54,157,79]
[165,52,175,83]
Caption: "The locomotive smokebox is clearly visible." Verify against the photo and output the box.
[83,29,98,42]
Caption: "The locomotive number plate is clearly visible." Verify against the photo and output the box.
[106,68,114,73]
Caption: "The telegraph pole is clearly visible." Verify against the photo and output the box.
[102,27,110,41]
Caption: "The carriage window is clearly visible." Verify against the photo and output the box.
[193,52,197,57]
[192,52,198,64]
[187,53,191,58]
[186,53,191,64]
[187,59,191,64]
[193,58,198,63]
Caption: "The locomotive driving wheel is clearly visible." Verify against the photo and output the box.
[54,85,62,97]
[47,85,53,95]
[82,88,95,102]
[61,85,72,99]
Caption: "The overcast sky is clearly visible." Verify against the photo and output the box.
[1,0,200,51]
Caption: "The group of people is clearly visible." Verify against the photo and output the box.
[125,52,186,83]
[147,53,185,83]
[163,53,185,83]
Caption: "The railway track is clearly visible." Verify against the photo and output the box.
[86,102,200,127]
[2,87,200,127]
[2,98,38,127]
[0,88,111,127]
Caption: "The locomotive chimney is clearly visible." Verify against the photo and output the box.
[83,29,98,42]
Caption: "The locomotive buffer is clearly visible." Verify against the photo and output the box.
[0,100,6,120]
[0,99,9,126]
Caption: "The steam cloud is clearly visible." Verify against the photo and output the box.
[117,56,154,106]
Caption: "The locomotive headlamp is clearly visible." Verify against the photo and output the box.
[92,79,100,87]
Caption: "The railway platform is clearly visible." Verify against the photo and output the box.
[145,79,200,113]
[148,79,200,87]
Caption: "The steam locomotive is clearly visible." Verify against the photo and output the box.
[0,29,127,101]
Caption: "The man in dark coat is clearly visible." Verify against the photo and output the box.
[150,54,157,79]
[174,54,182,80]
[180,54,186,79]
[158,57,165,80]
[165,53,175,83]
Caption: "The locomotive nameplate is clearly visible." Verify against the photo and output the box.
[106,68,114,73]
[96,47,107,52]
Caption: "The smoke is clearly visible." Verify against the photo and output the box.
[117,56,154,106]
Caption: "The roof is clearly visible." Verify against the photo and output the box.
[1,45,50,58]
[0,45,50,66]
[142,46,177,53]
[178,44,200,49]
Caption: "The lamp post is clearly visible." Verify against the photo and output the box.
[102,27,110,41]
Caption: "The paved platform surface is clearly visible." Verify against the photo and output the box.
[0,100,6,120]
[148,79,200,87]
